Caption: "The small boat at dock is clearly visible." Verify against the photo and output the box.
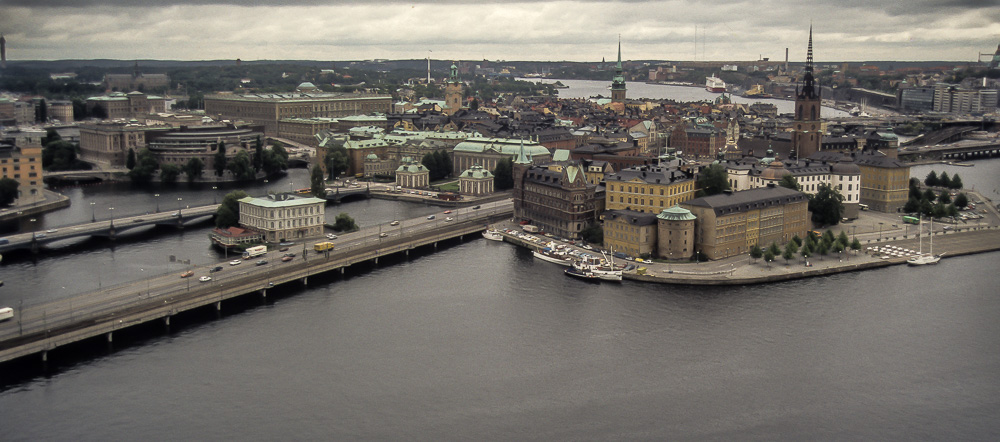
[482,229,504,241]
[533,246,573,266]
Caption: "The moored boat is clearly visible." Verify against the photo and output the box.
[533,247,573,266]
[573,255,623,281]
[564,266,601,281]
[907,216,942,266]
[482,229,504,241]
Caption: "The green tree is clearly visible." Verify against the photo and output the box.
[763,250,775,268]
[791,234,803,247]
[127,148,159,183]
[782,248,795,264]
[822,229,836,245]
[938,171,951,189]
[695,163,731,197]
[932,203,947,219]
[42,140,85,171]
[950,174,963,189]
[0,177,19,206]
[262,147,288,175]
[922,188,936,202]
[215,190,249,228]
[254,136,264,172]
[184,157,204,182]
[954,193,969,209]
[909,180,922,200]
[333,213,358,232]
[749,244,763,263]
[226,150,255,181]
[580,223,603,245]
[35,99,47,123]
[214,141,227,177]
[310,164,326,197]
[946,204,958,217]
[160,164,181,183]
[800,242,813,262]
[904,197,921,214]
[851,238,862,253]
[808,184,845,226]
[778,174,801,191]
[816,240,829,259]
[493,157,514,190]
[837,231,850,248]
[768,242,781,258]
[924,171,938,187]
[126,148,136,170]
[937,191,951,205]
[324,146,349,180]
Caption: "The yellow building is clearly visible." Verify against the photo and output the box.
[855,151,910,213]
[204,90,391,137]
[0,129,45,205]
[681,186,809,260]
[603,209,659,258]
[604,164,696,214]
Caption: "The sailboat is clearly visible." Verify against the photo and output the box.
[907,216,941,266]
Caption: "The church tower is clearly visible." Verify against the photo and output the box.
[1,34,7,69]
[444,63,463,115]
[792,27,822,160]
[512,138,533,220]
[610,39,627,104]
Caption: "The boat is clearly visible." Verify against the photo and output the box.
[533,247,573,266]
[908,217,942,266]
[482,229,504,241]
[743,84,771,98]
[572,254,623,281]
[706,74,726,92]
[564,266,601,281]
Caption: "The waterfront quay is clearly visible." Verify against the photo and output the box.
[0,200,513,364]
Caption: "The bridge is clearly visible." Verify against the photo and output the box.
[898,139,1000,162]
[0,205,218,254]
[0,200,514,364]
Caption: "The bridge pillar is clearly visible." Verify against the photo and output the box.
[374,256,378,264]
[164,316,170,327]
[340,267,345,274]
[405,249,409,257]
[262,289,267,299]
[434,242,438,249]
[215,302,221,312]
[302,276,308,286]
[41,351,47,362]
[107,332,113,343]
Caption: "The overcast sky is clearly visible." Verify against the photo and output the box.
[2,0,999,63]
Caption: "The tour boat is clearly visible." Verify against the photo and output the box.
[572,254,623,281]
[907,217,941,266]
[564,266,601,281]
[482,229,504,241]
[533,247,573,266]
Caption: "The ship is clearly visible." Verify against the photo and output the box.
[533,245,573,266]
[706,74,727,93]
[743,84,770,98]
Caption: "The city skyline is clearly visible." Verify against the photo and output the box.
[0,0,999,63]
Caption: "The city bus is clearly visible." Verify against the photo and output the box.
[902,216,920,225]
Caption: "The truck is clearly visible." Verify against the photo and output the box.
[522,225,539,233]
[242,245,267,259]
[314,241,336,252]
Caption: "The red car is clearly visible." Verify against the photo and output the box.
[444,210,452,214]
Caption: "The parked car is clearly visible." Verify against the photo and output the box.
[379,232,388,238]
[427,215,435,220]
[326,233,338,239]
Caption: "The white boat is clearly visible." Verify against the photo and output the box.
[908,217,941,266]
[533,247,573,266]
[482,229,503,241]
[706,74,726,92]
[564,266,601,281]
[0,306,13,322]
[572,254,623,281]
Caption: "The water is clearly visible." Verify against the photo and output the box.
[1,156,999,439]
[528,78,852,118]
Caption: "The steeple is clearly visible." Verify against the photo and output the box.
[797,26,819,100]
[617,38,622,69]
[514,138,532,165]
[610,36,627,103]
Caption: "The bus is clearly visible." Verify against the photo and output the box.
[242,245,267,259]
[314,241,335,252]
[902,216,920,225]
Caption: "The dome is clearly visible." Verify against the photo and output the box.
[657,205,697,221]
[759,160,792,181]
[831,158,860,175]
[365,153,378,160]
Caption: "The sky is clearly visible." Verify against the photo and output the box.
[1,0,999,63]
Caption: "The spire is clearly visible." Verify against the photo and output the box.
[806,25,814,74]
[797,26,818,100]
[616,36,622,69]
[514,138,531,165]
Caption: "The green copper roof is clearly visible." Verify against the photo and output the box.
[657,205,697,221]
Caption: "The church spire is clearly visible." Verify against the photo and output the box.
[797,26,818,100]
[514,138,531,165]
[617,36,622,69]
[806,25,814,74]
[610,36,627,103]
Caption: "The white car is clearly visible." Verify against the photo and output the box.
[229,259,242,266]
[46,229,58,233]
[326,233,338,239]
[445,217,454,222]
[390,220,400,226]
[199,276,212,282]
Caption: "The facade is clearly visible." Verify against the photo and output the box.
[363,153,397,178]
[208,226,264,248]
[145,124,264,173]
[395,157,430,188]
[458,164,494,196]
[604,164,696,214]
[898,87,935,113]
[656,205,697,261]
[452,137,551,176]
[682,186,810,260]
[277,117,336,146]
[0,128,45,205]
[792,27,823,159]
[86,92,167,120]
[932,83,998,114]
[854,150,910,213]
[603,209,658,258]
[104,64,170,92]
[515,161,603,239]
[204,91,391,136]
[238,194,326,243]
[444,64,464,115]
[78,121,154,167]
[49,100,74,123]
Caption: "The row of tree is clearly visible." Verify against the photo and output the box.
[421,150,453,181]
[923,171,963,190]
[41,129,91,171]
[903,177,966,218]
[126,137,288,184]
[750,230,861,266]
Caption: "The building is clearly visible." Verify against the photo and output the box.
[444,64,464,116]
[145,124,264,173]
[515,161,603,239]
[681,185,810,260]
[204,89,392,136]
[86,92,167,120]
[792,27,823,159]
[452,137,551,176]
[78,121,154,167]
[395,157,430,188]
[238,193,326,243]
[48,100,74,123]
[0,128,45,206]
[656,205,697,261]
[458,164,494,196]
[932,83,998,114]
[277,117,337,146]
[610,40,627,104]
[104,63,170,92]
[604,164,696,214]
[898,86,935,113]
[603,209,658,258]
[853,150,910,213]
[208,226,264,248]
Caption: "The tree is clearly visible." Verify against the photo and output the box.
[310,164,326,197]
[695,163,731,197]
[954,193,969,209]
[127,148,159,183]
[938,171,951,189]
[226,150,256,181]
[160,164,181,183]
[909,180,922,200]
[184,157,204,182]
[922,188,936,203]
[470,98,479,111]
[324,146,349,180]
[950,174,963,189]
[808,184,845,226]
[253,136,264,172]
[946,204,958,217]
[214,141,227,177]
[851,238,862,253]
[782,248,795,264]
[763,250,775,268]
[0,177,19,206]
[937,191,951,205]
[580,223,603,245]
[35,99,47,123]
[493,157,514,190]
[768,242,781,258]
[924,171,938,187]
[800,242,813,262]
[215,190,249,228]
[126,148,136,170]
[816,241,829,259]
[791,235,803,247]
[749,244,763,263]
[333,213,358,232]
[778,174,801,191]
[904,197,921,214]
[822,229,836,246]
[262,147,288,176]
[42,140,84,171]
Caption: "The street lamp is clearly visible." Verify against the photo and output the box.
[29,218,36,240]
[878,222,884,242]
[154,194,160,212]
[212,186,218,204]
[177,198,183,215]
[109,207,115,228]
[90,202,96,222]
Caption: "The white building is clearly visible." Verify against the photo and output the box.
[238,193,326,243]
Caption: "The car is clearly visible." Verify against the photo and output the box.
[472,205,481,209]
[445,217,454,222]
[171,211,180,216]
[582,245,593,250]
[229,259,242,266]
[379,232,388,238]
[210,266,223,273]
[943,226,954,231]
[444,210,452,214]
[326,233,338,239]
[255,259,268,266]
[427,215,435,220]
[132,219,144,223]
[390,220,400,226]
[199,276,212,282]
[279,247,289,252]
[281,256,294,262]
[180,270,194,278]
[283,252,296,258]
[34,233,47,239]
[45,229,58,233]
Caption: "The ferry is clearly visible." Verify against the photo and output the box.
[482,229,504,241]
[573,254,623,282]
[706,74,727,92]
[533,247,573,266]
